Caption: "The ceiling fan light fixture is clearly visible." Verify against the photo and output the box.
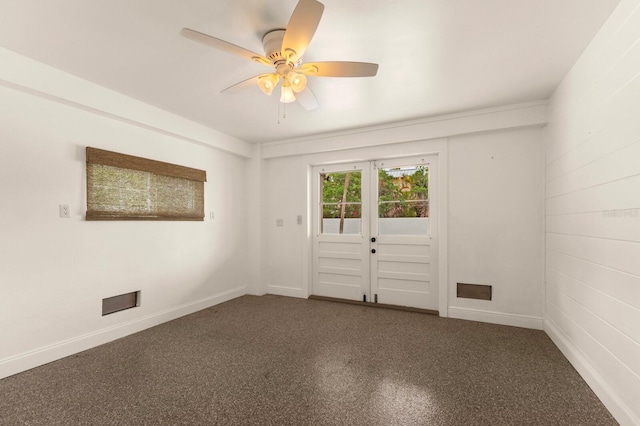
[258,74,279,95]
[280,85,296,103]
[181,0,378,111]
[287,71,307,93]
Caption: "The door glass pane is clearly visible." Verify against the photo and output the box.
[320,171,362,234]
[378,166,429,235]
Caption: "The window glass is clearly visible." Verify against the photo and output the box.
[378,166,429,235]
[320,171,362,234]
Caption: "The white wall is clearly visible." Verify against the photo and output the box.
[0,50,254,378]
[261,104,545,327]
[263,154,308,298]
[543,1,640,424]
[245,143,266,296]
[448,127,544,328]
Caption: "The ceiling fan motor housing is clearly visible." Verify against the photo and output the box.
[263,29,300,68]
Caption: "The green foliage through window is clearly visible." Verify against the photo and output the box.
[378,166,429,218]
[320,171,362,234]
[321,171,362,219]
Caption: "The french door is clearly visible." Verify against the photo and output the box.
[311,155,438,311]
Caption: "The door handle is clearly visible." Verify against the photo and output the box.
[371,249,376,254]
[371,237,376,243]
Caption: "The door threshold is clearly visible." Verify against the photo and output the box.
[308,295,438,316]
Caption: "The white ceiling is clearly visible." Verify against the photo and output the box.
[0,0,620,144]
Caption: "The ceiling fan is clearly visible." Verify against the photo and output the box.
[180,0,379,110]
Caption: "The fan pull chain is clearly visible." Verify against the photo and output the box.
[277,99,287,124]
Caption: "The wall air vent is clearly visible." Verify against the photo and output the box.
[102,291,140,316]
[457,283,492,301]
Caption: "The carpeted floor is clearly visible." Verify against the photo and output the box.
[0,295,617,425]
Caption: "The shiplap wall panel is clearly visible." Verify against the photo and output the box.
[545,1,640,423]
[594,72,640,133]
[546,251,640,311]
[545,75,640,167]
[546,211,640,242]
[588,46,640,109]
[547,284,640,382]
[585,6,640,82]
[547,268,640,349]
[546,108,640,181]
[546,292,640,409]
[547,233,640,276]
[545,4,640,164]
[546,174,640,215]
[591,46,640,114]
[548,1,640,112]
[546,141,640,198]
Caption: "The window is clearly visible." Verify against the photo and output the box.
[378,166,429,235]
[86,147,206,221]
[320,170,362,235]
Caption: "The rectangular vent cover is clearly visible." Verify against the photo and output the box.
[102,291,139,316]
[457,283,492,300]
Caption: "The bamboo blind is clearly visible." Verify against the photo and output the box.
[86,147,206,221]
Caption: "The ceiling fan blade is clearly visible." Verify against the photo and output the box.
[300,61,379,77]
[181,28,271,66]
[281,0,324,61]
[295,86,319,110]
[220,75,263,94]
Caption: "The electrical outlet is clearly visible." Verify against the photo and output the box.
[59,204,70,218]
[276,219,283,227]
[297,215,302,225]
[210,211,215,220]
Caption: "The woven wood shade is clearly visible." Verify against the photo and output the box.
[86,147,206,221]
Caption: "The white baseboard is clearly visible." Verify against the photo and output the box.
[544,319,638,426]
[448,306,543,330]
[266,285,305,298]
[0,286,246,380]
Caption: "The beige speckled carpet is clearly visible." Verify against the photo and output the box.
[0,295,617,425]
